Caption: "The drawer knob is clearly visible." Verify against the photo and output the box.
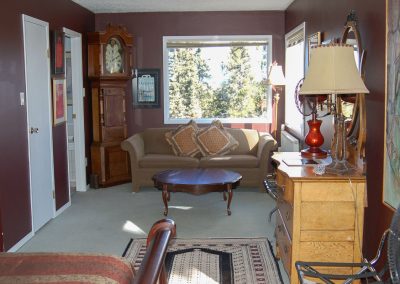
[285,211,290,221]
[276,184,285,193]
[284,245,289,254]
[278,225,282,233]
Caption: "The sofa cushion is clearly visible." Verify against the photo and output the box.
[165,120,200,157]
[195,120,239,156]
[139,154,199,168]
[143,128,174,155]
[199,155,259,168]
[226,128,260,155]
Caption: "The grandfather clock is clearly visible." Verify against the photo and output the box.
[88,25,132,187]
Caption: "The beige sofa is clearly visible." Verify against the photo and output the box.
[121,127,277,192]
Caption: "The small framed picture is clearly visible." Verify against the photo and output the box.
[52,78,66,125]
[133,69,160,108]
[51,30,65,75]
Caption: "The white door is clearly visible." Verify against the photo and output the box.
[23,15,55,231]
[63,28,87,193]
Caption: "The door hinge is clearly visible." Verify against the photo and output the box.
[72,113,77,119]
[47,49,50,58]
[52,191,55,199]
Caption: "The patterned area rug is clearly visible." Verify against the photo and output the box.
[123,238,282,284]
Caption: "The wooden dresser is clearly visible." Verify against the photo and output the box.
[272,152,366,283]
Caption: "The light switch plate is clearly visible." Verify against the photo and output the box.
[19,92,25,106]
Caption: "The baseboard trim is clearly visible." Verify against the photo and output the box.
[55,201,71,217]
[76,185,88,192]
[8,231,34,252]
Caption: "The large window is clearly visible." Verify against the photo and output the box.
[163,36,272,124]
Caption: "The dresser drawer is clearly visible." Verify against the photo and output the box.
[299,241,354,262]
[277,198,293,238]
[300,202,355,231]
[276,170,294,205]
[276,211,292,276]
[301,182,364,202]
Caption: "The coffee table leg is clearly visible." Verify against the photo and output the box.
[162,184,169,216]
[223,191,227,201]
[227,184,233,216]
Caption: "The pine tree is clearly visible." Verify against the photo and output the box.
[168,48,211,119]
[212,46,267,118]
[168,45,268,120]
[229,47,253,116]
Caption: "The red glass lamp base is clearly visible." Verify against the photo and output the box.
[301,147,328,159]
[301,115,327,159]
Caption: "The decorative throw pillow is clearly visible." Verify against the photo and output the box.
[165,120,201,157]
[194,120,239,156]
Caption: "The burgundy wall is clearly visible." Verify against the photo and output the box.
[0,0,94,250]
[286,0,391,262]
[53,126,69,210]
[95,11,285,135]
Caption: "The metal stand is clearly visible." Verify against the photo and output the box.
[296,229,391,284]
[274,92,280,139]
[326,114,356,174]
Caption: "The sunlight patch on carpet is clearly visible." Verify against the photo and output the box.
[168,206,193,210]
[122,220,146,235]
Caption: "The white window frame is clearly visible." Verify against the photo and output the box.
[284,23,306,138]
[162,35,273,124]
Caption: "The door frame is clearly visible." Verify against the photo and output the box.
[62,27,87,195]
[22,14,56,232]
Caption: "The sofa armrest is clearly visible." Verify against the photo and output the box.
[121,133,145,168]
[257,133,278,173]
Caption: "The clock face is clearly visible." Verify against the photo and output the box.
[105,37,123,74]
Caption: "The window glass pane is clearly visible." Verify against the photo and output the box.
[163,36,272,124]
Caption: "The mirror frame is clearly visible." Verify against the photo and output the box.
[340,10,367,170]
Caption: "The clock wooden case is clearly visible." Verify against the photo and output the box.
[88,25,133,187]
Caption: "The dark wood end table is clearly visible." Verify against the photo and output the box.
[152,168,242,216]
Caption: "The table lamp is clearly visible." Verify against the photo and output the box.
[267,62,286,138]
[299,44,369,171]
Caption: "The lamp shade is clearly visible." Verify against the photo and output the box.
[299,44,369,95]
[267,64,286,86]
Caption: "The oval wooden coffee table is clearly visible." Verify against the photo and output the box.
[152,168,242,216]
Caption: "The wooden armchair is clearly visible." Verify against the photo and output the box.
[134,218,176,284]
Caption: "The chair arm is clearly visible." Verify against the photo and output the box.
[121,133,145,168]
[133,219,176,284]
[257,133,278,174]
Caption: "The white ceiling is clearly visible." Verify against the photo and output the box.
[71,0,295,13]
